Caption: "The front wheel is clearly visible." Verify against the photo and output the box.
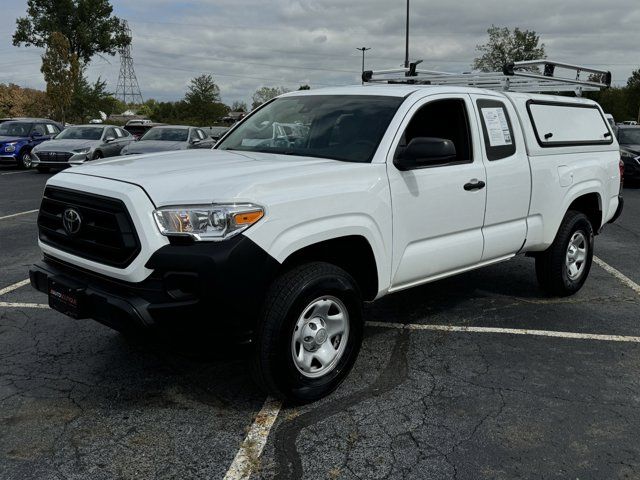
[535,210,594,296]
[92,151,103,160]
[252,262,363,403]
[18,150,32,169]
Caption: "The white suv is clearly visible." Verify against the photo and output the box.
[30,84,623,402]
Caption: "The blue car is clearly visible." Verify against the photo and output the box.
[0,119,63,169]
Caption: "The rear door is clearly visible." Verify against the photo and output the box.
[387,94,487,291]
[470,94,531,260]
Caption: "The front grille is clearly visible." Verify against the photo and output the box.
[36,151,73,163]
[38,187,141,268]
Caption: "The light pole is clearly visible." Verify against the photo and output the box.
[356,47,371,84]
[404,0,410,68]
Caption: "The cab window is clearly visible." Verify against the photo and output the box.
[396,98,473,165]
[476,99,516,161]
[31,124,47,136]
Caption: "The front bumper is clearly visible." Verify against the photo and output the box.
[32,151,89,167]
[29,235,279,341]
[0,154,18,164]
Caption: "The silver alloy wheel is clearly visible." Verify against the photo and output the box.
[565,231,588,280]
[291,296,350,378]
[22,152,32,168]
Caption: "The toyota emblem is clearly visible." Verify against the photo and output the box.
[62,208,82,235]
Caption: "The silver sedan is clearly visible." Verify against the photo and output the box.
[31,125,134,172]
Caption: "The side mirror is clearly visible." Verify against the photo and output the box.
[394,137,457,171]
[104,136,115,143]
[190,138,201,144]
[31,131,43,138]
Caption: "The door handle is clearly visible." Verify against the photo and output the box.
[463,180,486,191]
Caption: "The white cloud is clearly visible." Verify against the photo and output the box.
[0,0,638,105]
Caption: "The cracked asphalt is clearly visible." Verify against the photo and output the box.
[1,166,639,480]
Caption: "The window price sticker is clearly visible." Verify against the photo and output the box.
[481,108,513,147]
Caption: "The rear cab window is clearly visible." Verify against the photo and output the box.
[476,99,516,161]
[526,101,613,147]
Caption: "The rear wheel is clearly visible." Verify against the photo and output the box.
[18,150,32,169]
[535,210,594,296]
[252,262,363,403]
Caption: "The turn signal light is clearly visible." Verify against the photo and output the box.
[233,210,264,225]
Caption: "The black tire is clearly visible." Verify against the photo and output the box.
[535,210,594,296]
[92,151,103,160]
[18,150,32,169]
[36,166,50,173]
[252,262,364,404]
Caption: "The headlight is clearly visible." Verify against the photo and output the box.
[153,203,264,241]
[73,148,91,154]
[4,143,16,152]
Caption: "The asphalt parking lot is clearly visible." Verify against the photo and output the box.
[1,166,639,480]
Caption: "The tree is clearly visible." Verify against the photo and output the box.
[13,0,129,66]
[298,84,311,90]
[627,69,640,123]
[67,76,121,122]
[473,26,546,72]
[40,32,79,123]
[231,100,248,112]
[0,83,50,118]
[252,86,289,109]
[183,74,226,125]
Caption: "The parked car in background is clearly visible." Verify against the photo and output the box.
[617,125,640,181]
[0,119,62,168]
[121,126,215,155]
[32,125,134,173]
[622,120,638,126]
[124,122,165,140]
[203,126,230,142]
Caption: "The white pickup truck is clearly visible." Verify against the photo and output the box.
[30,64,624,402]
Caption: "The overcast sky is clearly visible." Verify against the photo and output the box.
[1,0,639,105]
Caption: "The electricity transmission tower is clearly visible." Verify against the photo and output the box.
[115,20,144,105]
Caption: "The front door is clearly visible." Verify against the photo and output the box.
[388,94,487,292]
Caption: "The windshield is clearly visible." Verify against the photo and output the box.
[619,128,640,145]
[141,128,189,142]
[56,126,104,140]
[0,122,33,137]
[217,95,404,163]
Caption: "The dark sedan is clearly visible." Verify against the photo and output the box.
[121,126,215,155]
[617,125,640,182]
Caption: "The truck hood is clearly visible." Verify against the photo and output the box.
[61,149,360,206]
[124,140,187,154]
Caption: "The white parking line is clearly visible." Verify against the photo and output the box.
[0,209,38,221]
[0,170,31,176]
[594,255,640,296]
[0,279,31,296]
[223,397,282,480]
[0,301,49,309]
[366,321,640,343]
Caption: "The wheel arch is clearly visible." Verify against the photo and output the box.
[280,235,380,301]
[566,191,602,234]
